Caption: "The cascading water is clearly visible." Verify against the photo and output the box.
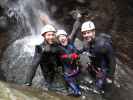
[0,0,60,87]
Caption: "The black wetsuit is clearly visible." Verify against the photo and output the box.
[25,41,61,86]
[81,33,116,90]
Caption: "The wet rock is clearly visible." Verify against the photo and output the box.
[0,81,74,100]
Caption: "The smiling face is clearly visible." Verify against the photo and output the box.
[42,31,56,44]
[58,34,68,46]
[81,30,95,42]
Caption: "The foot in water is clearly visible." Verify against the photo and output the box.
[67,88,81,97]
[67,91,81,97]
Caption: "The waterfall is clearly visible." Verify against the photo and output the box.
[0,0,59,86]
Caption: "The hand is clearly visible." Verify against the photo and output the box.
[70,9,82,20]
[77,13,82,18]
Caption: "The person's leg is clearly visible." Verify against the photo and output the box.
[41,62,57,89]
[96,78,104,90]
[95,67,107,93]
[64,74,81,96]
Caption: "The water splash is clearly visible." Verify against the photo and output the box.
[15,35,44,56]
[5,0,59,54]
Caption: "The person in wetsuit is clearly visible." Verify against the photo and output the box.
[24,24,61,88]
[79,21,116,93]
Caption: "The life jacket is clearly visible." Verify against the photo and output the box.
[60,44,80,76]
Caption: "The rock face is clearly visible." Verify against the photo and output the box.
[46,0,115,33]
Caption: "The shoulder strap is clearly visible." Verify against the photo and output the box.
[59,46,69,54]
[60,44,76,54]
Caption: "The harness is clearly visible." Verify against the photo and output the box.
[82,40,107,79]
[61,44,76,54]
[60,44,80,77]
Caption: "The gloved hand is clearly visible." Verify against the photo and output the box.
[70,9,82,20]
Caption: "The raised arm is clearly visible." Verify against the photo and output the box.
[69,18,81,42]
[69,11,82,43]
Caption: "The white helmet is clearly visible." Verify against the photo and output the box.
[81,21,95,32]
[41,24,56,35]
[56,29,68,37]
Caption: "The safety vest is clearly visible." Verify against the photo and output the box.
[60,44,79,76]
